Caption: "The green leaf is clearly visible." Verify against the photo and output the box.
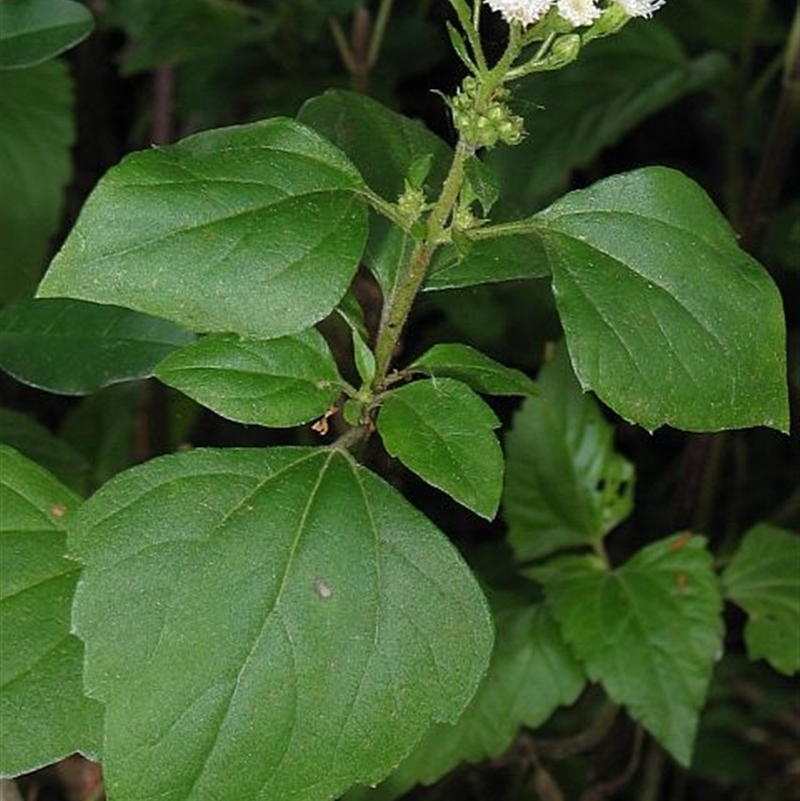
[410,343,537,396]
[722,524,800,676]
[0,298,194,395]
[298,89,450,204]
[463,157,500,217]
[424,230,550,291]
[0,446,103,776]
[377,378,503,520]
[0,409,89,495]
[533,535,724,765]
[38,118,368,340]
[486,22,727,207]
[350,600,585,801]
[534,167,789,432]
[298,90,451,293]
[0,59,73,303]
[154,329,342,427]
[68,447,492,801]
[503,345,634,561]
[0,0,93,69]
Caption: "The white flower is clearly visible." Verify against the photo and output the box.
[483,0,555,28]
[616,0,666,17]
[557,0,602,26]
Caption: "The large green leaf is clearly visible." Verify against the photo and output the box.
[722,524,800,676]
[377,378,503,520]
[349,600,585,801]
[409,343,537,396]
[486,21,727,208]
[503,345,634,561]
[534,167,789,432]
[0,298,194,395]
[0,60,73,303]
[68,447,493,801]
[38,118,368,340]
[0,0,93,69]
[532,535,723,765]
[0,446,103,776]
[154,329,343,427]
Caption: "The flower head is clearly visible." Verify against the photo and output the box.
[616,0,666,17]
[483,0,555,28]
[557,0,602,26]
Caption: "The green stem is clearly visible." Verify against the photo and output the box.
[371,140,471,390]
[367,0,394,68]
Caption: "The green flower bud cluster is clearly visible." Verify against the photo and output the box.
[450,77,525,149]
[397,181,427,225]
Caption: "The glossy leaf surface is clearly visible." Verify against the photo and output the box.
[0,60,73,303]
[0,298,194,395]
[377,378,503,520]
[535,167,789,432]
[38,119,368,340]
[410,343,537,396]
[0,0,93,68]
[533,535,723,765]
[155,329,342,427]
[69,447,493,801]
[503,346,634,561]
[723,524,800,675]
[0,446,103,776]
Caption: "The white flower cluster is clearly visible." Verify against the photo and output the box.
[483,0,666,28]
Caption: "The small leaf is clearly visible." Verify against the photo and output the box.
[350,600,585,800]
[425,230,550,291]
[154,329,342,427]
[0,446,103,776]
[0,0,93,68]
[535,167,789,432]
[532,535,724,766]
[504,345,634,561]
[38,118,368,340]
[410,343,537,396]
[0,298,194,395]
[0,60,74,303]
[722,524,800,675]
[377,378,503,519]
[68,447,493,801]
[445,22,477,73]
[463,158,500,216]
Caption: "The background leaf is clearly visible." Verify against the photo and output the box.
[0,409,89,495]
[0,446,103,776]
[532,535,724,765]
[503,345,634,561]
[377,378,503,520]
[410,343,537,396]
[38,118,368,340]
[486,21,728,209]
[298,90,451,293]
[68,447,493,801]
[0,0,93,69]
[154,328,343,427]
[0,60,74,303]
[348,599,585,801]
[535,167,789,432]
[424,231,551,291]
[722,524,800,676]
[0,298,194,395]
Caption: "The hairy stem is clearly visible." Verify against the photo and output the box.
[371,139,471,389]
